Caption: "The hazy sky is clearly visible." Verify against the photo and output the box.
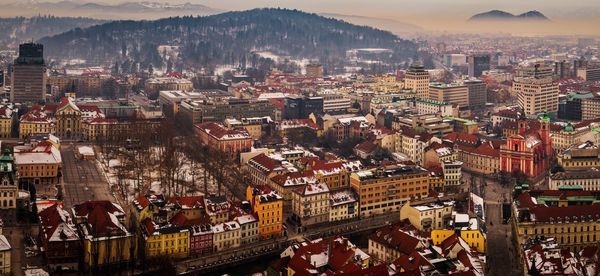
[0,0,598,35]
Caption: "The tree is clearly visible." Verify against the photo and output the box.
[102,78,118,99]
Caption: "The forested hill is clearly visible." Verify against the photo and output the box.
[0,16,106,48]
[38,8,417,70]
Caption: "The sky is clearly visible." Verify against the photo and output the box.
[0,0,599,35]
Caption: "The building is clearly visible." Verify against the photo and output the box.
[188,224,213,256]
[281,237,372,275]
[557,141,600,170]
[283,95,323,119]
[269,171,318,200]
[0,150,17,210]
[38,204,81,271]
[443,54,467,67]
[442,160,463,188]
[429,82,469,108]
[0,106,16,138]
[552,123,596,152]
[194,122,253,158]
[400,201,454,231]
[582,97,600,121]
[468,55,490,78]
[157,90,204,116]
[140,218,189,259]
[245,185,283,239]
[244,154,285,187]
[456,142,501,175]
[431,213,486,253]
[558,92,593,121]
[233,213,258,245]
[180,98,277,124]
[204,196,231,225]
[550,170,600,191]
[521,237,583,276]
[514,77,559,116]
[404,64,430,98]
[291,182,330,229]
[350,164,430,218]
[0,234,10,275]
[394,115,452,137]
[329,189,358,222]
[14,141,62,186]
[305,63,324,78]
[11,43,46,104]
[72,201,136,271]
[513,190,600,252]
[577,67,600,81]
[500,115,553,179]
[464,79,487,109]
[312,160,363,191]
[144,77,193,97]
[212,221,240,251]
[516,64,554,79]
[368,221,428,263]
[18,105,55,138]
[320,92,351,113]
[414,98,456,117]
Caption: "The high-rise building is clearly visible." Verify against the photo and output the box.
[577,67,600,82]
[467,55,490,78]
[305,63,324,78]
[0,69,4,87]
[464,79,487,109]
[558,92,593,121]
[11,43,46,104]
[404,64,430,98]
[429,82,469,108]
[516,64,554,79]
[514,77,559,116]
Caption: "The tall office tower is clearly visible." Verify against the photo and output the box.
[429,83,469,107]
[514,77,559,116]
[464,79,487,109]
[467,55,490,78]
[554,60,566,79]
[516,64,554,79]
[11,43,46,104]
[404,63,430,99]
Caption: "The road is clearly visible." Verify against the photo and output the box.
[60,144,113,209]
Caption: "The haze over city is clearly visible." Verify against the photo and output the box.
[0,0,599,35]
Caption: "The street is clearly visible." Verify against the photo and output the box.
[60,144,113,209]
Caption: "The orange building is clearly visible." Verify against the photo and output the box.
[194,122,253,158]
[245,185,284,239]
[500,114,553,179]
[350,164,429,218]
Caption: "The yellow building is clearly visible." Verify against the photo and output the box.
[141,218,189,259]
[0,106,16,138]
[350,164,429,218]
[430,213,485,253]
[329,189,358,222]
[514,191,600,253]
[72,201,136,271]
[14,141,62,185]
[400,201,454,231]
[312,160,363,191]
[55,97,82,138]
[246,185,284,239]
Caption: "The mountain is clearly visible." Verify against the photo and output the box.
[0,16,107,49]
[0,1,222,20]
[319,13,422,35]
[469,10,550,21]
[38,8,417,71]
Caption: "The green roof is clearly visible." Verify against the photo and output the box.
[568,92,594,101]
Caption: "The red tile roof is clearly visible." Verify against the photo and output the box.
[249,154,282,172]
[195,122,251,140]
[443,132,479,145]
